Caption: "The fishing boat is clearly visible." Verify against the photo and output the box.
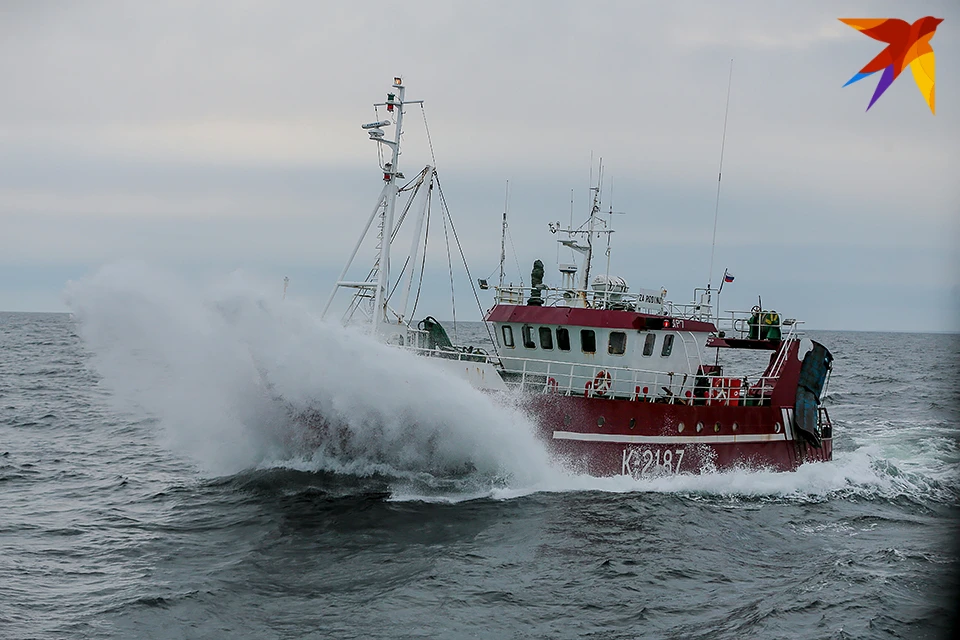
[320,78,835,476]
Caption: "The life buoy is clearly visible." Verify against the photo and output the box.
[593,370,612,396]
[546,377,559,394]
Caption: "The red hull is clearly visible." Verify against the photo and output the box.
[522,394,832,476]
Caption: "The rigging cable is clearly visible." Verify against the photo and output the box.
[440,190,458,343]
[422,105,500,355]
[436,176,500,357]
[420,104,438,167]
[409,187,432,323]
[506,226,525,287]
[384,169,430,309]
[707,58,734,296]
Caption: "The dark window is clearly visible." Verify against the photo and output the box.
[661,334,675,357]
[556,327,571,351]
[642,333,656,356]
[608,331,627,355]
[581,329,596,353]
[501,325,514,348]
[522,325,536,349]
[539,326,553,350]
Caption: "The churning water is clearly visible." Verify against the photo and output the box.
[2,265,958,639]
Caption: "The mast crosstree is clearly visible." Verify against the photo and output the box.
[321,77,432,333]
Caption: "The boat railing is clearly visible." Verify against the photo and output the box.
[402,339,781,404]
[663,301,714,322]
[493,285,678,316]
[405,338,498,364]
[494,354,781,405]
[818,406,833,439]
[716,310,803,340]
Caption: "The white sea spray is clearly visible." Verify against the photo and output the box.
[65,262,556,490]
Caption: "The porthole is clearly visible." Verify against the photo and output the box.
[774,422,782,433]
[732,422,739,431]
[714,422,721,433]
[677,422,685,433]
[629,418,636,429]
[597,416,605,427]
[696,422,703,433]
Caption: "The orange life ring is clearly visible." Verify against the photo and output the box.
[593,370,612,396]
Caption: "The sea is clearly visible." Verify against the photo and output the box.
[2,267,958,640]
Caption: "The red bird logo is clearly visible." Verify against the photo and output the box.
[840,16,943,113]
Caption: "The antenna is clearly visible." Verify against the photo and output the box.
[499,180,509,289]
[707,59,734,315]
[604,175,614,287]
[582,158,603,294]
[589,150,594,192]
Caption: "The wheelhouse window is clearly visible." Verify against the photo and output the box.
[642,333,656,356]
[538,326,553,350]
[580,329,596,354]
[661,334,675,357]
[521,325,536,349]
[501,325,514,348]
[608,331,627,355]
[556,327,571,351]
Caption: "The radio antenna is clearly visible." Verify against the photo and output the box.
[707,59,734,308]
[498,180,509,289]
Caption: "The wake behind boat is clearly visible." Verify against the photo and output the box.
[319,77,835,477]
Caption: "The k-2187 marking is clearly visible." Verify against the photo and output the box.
[622,447,686,476]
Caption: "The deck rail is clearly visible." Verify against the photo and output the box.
[407,345,782,405]
[493,285,721,322]
[494,285,675,316]
[716,309,804,340]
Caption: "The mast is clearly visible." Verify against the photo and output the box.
[373,77,406,335]
[322,77,430,331]
[554,160,613,308]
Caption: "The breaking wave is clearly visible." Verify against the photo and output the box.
[65,263,556,494]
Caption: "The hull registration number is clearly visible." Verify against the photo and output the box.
[622,447,685,476]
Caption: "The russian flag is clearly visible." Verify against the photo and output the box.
[723,269,734,283]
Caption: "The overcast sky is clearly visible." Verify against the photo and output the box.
[2,1,958,331]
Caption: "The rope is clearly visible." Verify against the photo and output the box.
[436,176,500,357]
[409,186,431,322]
[382,170,429,313]
[440,192,458,343]
[420,104,437,167]
[420,106,498,353]
[507,226,524,286]
[708,59,734,292]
